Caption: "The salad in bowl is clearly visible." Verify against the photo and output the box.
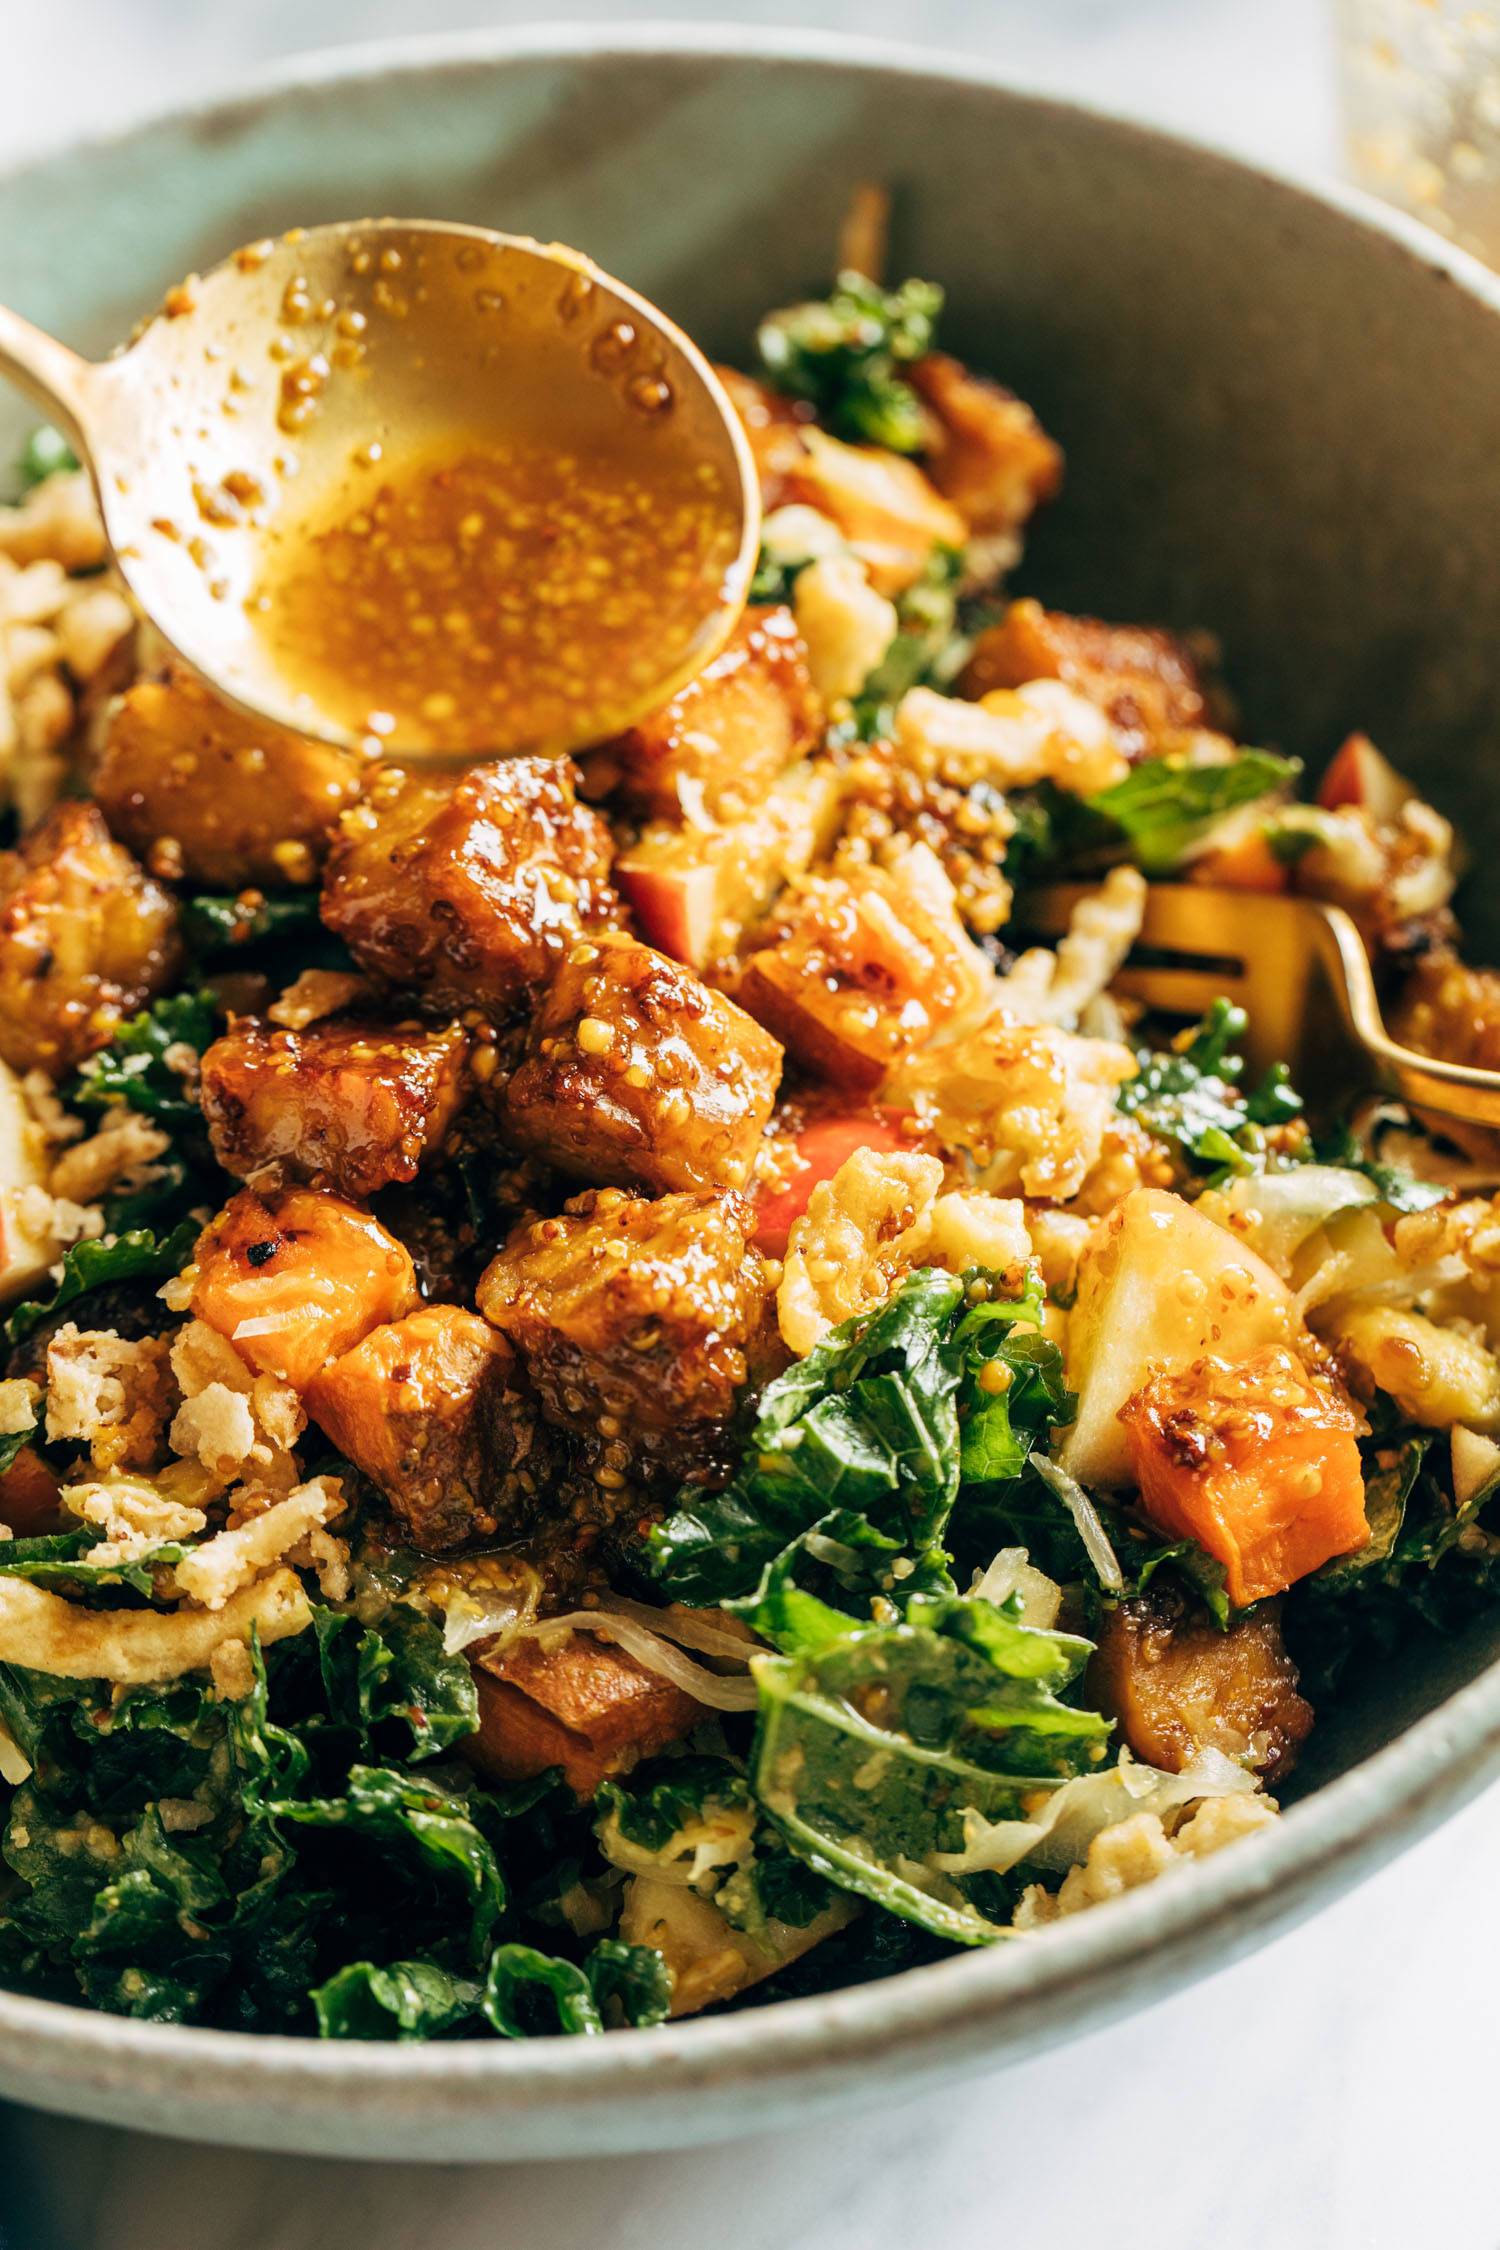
[0,245,1493,2046]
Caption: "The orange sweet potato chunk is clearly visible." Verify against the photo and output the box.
[1120,1344,1368,1607]
[465,1631,704,1798]
[190,1185,418,1392]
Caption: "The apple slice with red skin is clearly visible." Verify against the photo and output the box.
[1317,733,1414,823]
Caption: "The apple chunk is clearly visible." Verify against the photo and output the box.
[1316,732,1414,823]
[617,760,843,970]
[1059,1187,1300,1487]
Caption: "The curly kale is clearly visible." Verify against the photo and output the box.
[848,544,968,740]
[1087,749,1300,875]
[0,1615,667,2038]
[756,270,943,453]
[62,990,228,1235]
[1117,998,1302,1175]
[751,1593,1109,1945]
[14,425,79,492]
[650,1265,1072,1620]
[1288,1435,1500,1694]
[6,1221,200,1349]
[69,992,216,1128]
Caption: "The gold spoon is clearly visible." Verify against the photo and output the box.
[0,220,760,762]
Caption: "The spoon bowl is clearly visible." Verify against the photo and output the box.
[0,221,760,759]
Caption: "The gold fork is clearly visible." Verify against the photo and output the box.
[1018,883,1500,1130]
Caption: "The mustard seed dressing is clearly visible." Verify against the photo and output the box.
[247,433,742,758]
[0,222,757,762]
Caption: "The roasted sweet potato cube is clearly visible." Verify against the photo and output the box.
[200,1016,470,1197]
[305,1304,541,1550]
[92,667,365,888]
[466,1629,704,1798]
[779,429,966,595]
[588,606,822,823]
[191,1185,418,1392]
[501,934,782,1194]
[320,757,618,1013]
[0,802,179,1075]
[909,354,1063,539]
[1120,1344,1368,1606]
[1089,1587,1314,1785]
[737,850,993,1090]
[0,1446,63,1538]
[959,599,1211,760]
[478,1187,764,1448]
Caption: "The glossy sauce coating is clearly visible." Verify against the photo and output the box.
[247,435,743,757]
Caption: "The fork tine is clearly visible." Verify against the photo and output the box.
[1016,881,1297,1069]
[1107,961,1255,1017]
[1016,882,1344,1084]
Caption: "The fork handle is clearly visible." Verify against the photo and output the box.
[1311,904,1500,1131]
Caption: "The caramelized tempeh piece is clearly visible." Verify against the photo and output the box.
[190,1185,418,1391]
[465,1630,704,1798]
[959,598,1211,760]
[92,667,365,888]
[502,933,782,1193]
[320,756,618,1013]
[0,802,179,1074]
[1089,1588,1314,1785]
[200,1017,470,1197]
[910,354,1064,538]
[305,1304,543,1551]
[588,605,822,823]
[478,1187,765,1459]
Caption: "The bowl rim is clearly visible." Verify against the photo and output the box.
[4,15,1500,2123]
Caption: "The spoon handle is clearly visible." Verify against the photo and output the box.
[0,304,92,448]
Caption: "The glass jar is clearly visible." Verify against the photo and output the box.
[1338,0,1500,260]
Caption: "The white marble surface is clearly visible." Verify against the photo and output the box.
[1,7,1496,2248]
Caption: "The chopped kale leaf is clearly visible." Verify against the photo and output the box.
[757,271,943,453]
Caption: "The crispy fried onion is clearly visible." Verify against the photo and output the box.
[519,1601,761,1713]
[170,1477,344,1613]
[0,1567,311,1685]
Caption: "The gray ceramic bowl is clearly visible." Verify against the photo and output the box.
[3,22,1500,2165]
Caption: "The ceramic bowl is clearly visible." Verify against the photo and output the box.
[3,23,1500,2164]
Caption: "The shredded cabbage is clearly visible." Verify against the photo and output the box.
[1207,1166,1376,1279]
[595,1594,761,1665]
[1030,1456,1124,1594]
[416,1557,542,1656]
[523,1610,760,1713]
[932,1749,1257,1878]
